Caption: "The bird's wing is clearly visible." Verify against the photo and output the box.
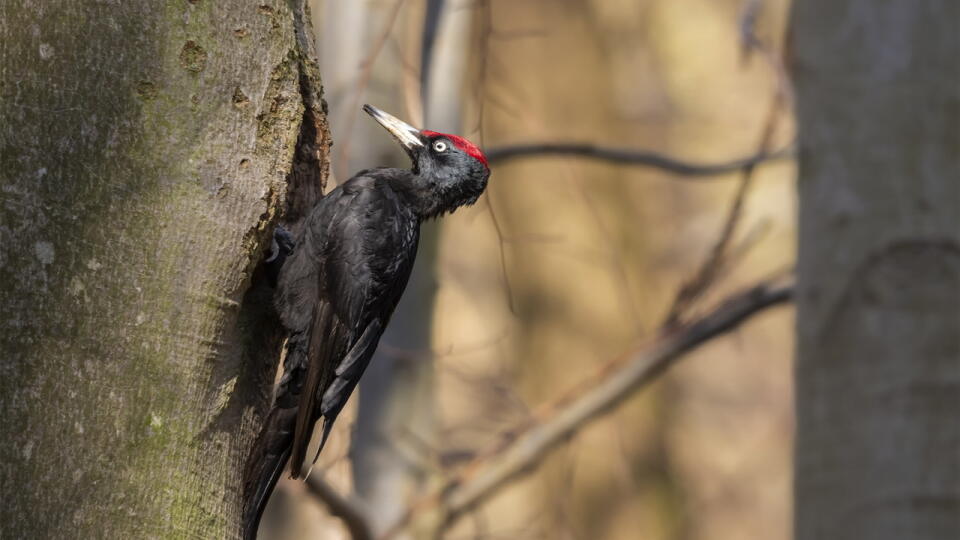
[311,316,383,464]
[284,176,410,477]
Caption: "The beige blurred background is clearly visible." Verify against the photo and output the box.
[264,1,796,538]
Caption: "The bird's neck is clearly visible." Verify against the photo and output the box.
[390,171,454,220]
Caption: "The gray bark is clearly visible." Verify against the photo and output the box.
[791,1,960,539]
[0,1,328,538]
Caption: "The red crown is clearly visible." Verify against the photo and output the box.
[421,131,489,169]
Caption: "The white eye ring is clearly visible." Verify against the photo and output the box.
[432,140,448,152]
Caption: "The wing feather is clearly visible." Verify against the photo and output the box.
[280,174,419,478]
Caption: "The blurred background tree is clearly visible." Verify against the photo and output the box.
[791,1,959,539]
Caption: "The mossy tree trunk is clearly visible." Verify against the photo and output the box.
[0,1,329,538]
[791,1,959,539]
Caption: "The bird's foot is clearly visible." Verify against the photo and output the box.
[265,225,295,286]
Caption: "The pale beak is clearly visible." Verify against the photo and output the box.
[363,104,424,150]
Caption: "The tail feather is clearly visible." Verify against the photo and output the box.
[303,417,335,479]
[242,405,297,540]
[243,329,310,538]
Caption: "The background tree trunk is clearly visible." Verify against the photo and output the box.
[0,1,328,537]
[791,2,960,539]
[350,2,473,536]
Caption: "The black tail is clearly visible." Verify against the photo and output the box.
[242,405,297,540]
[243,225,301,539]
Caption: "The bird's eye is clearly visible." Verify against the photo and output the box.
[432,140,447,152]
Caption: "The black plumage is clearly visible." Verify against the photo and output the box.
[243,105,489,539]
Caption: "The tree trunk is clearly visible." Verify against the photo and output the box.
[791,2,960,539]
[0,1,329,538]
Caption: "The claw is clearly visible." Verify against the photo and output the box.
[265,226,296,286]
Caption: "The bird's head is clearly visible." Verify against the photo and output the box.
[364,104,489,217]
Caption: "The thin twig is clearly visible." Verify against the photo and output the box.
[398,16,424,127]
[663,19,792,328]
[304,474,375,540]
[335,0,407,177]
[483,191,518,315]
[382,277,794,537]
[484,143,792,175]
[468,0,520,318]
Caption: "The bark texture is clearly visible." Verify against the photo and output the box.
[791,2,960,539]
[0,1,328,538]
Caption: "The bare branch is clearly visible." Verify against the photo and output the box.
[662,109,780,327]
[484,143,792,176]
[663,23,792,328]
[383,277,794,537]
[304,474,375,540]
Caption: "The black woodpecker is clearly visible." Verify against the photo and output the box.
[243,105,490,539]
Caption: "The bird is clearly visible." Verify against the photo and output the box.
[242,104,490,539]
